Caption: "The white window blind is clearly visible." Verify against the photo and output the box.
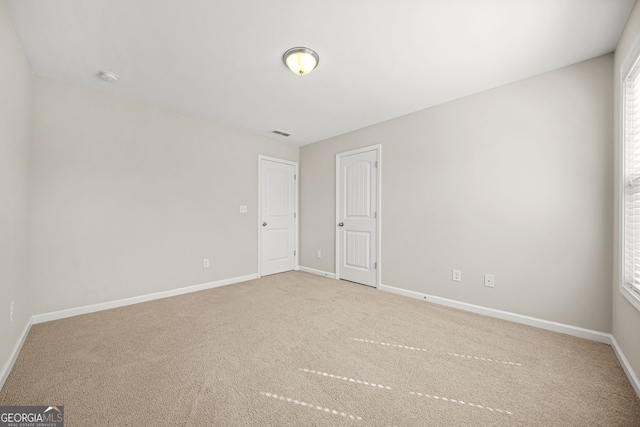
[624,62,640,299]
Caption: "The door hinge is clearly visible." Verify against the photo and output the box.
[294,212,297,218]
[374,262,377,269]
[374,211,377,219]
[294,174,297,180]
[375,161,378,168]
[294,250,297,256]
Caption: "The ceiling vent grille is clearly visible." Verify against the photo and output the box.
[270,129,293,137]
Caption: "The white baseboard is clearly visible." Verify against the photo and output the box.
[379,284,611,343]
[0,318,33,391]
[611,335,640,398]
[379,283,640,398]
[32,273,258,324]
[299,266,336,279]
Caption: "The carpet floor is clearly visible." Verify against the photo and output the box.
[1,271,639,426]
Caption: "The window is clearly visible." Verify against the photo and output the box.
[622,46,640,312]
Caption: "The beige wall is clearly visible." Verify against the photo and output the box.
[29,76,298,314]
[0,0,32,372]
[613,1,640,383]
[301,55,614,332]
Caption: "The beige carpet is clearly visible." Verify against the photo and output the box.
[1,271,639,426]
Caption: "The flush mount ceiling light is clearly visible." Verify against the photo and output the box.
[98,70,119,83]
[282,47,319,76]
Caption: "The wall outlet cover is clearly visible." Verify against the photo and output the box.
[484,274,495,288]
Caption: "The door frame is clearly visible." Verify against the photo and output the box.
[257,155,299,278]
[335,144,382,288]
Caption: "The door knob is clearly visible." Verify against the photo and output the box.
[338,222,344,227]
[262,222,267,226]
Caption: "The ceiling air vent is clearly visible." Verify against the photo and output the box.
[270,129,293,137]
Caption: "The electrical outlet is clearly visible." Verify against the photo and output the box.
[484,274,495,288]
[203,258,210,268]
[317,250,321,258]
[239,205,247,214]
[10,300,14,322]
[452,269,461,282]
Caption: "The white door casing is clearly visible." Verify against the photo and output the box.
[336,145,380,287]
[259,156,298,277]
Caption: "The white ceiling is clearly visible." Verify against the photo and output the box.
[7,0,636,146]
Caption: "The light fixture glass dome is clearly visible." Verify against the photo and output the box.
[283,47,319,76]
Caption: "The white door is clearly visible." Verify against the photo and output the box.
[337,147,379,287]
[260,157,297,276]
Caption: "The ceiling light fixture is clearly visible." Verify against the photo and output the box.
[283,47,319,76]
[98,70,119,83]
